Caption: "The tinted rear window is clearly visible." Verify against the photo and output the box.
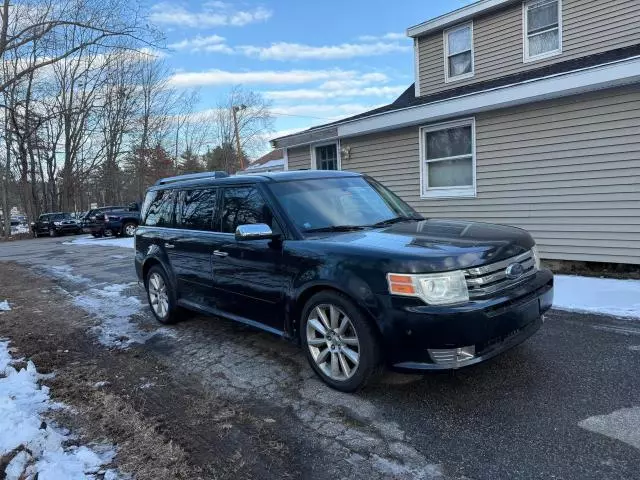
[175,188,217,231]
[143,190,175,227]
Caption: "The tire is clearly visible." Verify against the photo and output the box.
[48,228,56,237]
[91,233,102,238]
[103,228,114,237]
[145,265,180,325]
[301,291,382,393]
[122,222,137,237]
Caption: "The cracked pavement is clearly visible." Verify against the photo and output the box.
[1,235,640,479]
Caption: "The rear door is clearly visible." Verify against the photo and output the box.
[170,187,220,305]
[210,185,288,332]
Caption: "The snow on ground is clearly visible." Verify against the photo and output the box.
[72,282,172,348]
[0,300,10,311]
[553,275,640,319]
[0,339,121,480]
[42,265,89,284]
[64,236,134,249]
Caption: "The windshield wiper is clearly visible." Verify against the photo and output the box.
[371,216,420,228]
[304,225,366,233]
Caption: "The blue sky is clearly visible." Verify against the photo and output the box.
[148,0,472,156]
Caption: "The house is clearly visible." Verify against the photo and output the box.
[271,0,640,266]
[240,148,286,174]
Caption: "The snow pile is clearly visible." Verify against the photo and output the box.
[554,275,640,319]
[0,300,10,312]
[64,236,134,249]
[0,339,120,479]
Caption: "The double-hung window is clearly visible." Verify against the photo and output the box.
[444,23,474,82]
[312,143,339,170]
[420,119,476,198]
[524,0,562,61]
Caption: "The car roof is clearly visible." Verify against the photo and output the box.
[148,170,362,192]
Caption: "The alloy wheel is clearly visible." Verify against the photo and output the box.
[306,304,360,381]
[148,272,169,319]
[125,224,137,236]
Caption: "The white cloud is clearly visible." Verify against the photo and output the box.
[357,32,407,42]
[168,68,380,87]
[168,34,226,51]
[238,41,411,60]
[265,85,406,101]
[150,1,272,28]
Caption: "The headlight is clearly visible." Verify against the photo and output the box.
[387,270,469,305]
[531,245,541,270]
[53,221,62,226]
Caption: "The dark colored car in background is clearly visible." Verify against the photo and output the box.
[134,170,553,392]
[90,203,140,237]
[31,212,81,237]
[81,206,125,232]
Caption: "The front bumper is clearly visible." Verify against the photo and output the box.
[379,269,554,371]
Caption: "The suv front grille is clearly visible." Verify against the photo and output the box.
[463,250,536,298]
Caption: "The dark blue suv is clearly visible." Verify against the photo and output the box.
[135,170,553,392]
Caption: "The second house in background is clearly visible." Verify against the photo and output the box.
[272,0,640,267]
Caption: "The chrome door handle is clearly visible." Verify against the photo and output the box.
[164,243,175,249]
[213,250,228,257]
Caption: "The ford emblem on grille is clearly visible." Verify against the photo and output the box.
[505,263,525,279]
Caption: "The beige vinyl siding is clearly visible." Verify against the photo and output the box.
[287,146,311,171]
[418,0,640,96]
[340,86,640,264]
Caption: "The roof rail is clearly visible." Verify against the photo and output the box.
[154,171,229,186]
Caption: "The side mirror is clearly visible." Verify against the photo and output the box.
[235,223,277,241]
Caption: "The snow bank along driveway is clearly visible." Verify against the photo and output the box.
[0,339,119,480]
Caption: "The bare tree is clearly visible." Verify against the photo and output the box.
[99,51,140,204]
[0,0,153,97]
[214,86,274,172]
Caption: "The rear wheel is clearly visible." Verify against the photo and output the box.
[146,265,180,325]
[103,228,114,237]
[301,291,382,392]
[122,222,137,237]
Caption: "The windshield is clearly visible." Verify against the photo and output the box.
[51,213,71,221]
[268,176,420,233]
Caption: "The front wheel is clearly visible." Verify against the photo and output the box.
[301,291,382,392]
[48,228,56,237]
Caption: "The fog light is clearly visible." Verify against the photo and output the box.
[428,345,476,366]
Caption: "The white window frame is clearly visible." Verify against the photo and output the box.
[419,118,476,199]
[444,22,475,83]
[523,0,563,63]
[310,140,341,171]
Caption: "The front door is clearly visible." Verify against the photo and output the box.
[170,187,220,306]
[211,185,288,333]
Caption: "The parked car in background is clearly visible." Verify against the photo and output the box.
[90,203,140,237]
[135,170,554,392]
[81,206,128,233]
[31,212,81,237]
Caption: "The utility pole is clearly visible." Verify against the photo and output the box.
[232,104,246,171]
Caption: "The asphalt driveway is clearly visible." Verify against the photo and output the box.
[1,235,639,479]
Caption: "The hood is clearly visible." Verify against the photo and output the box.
[310,219,534,272]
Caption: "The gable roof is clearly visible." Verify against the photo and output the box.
[272,44,640,148]
[406,0,518,38]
